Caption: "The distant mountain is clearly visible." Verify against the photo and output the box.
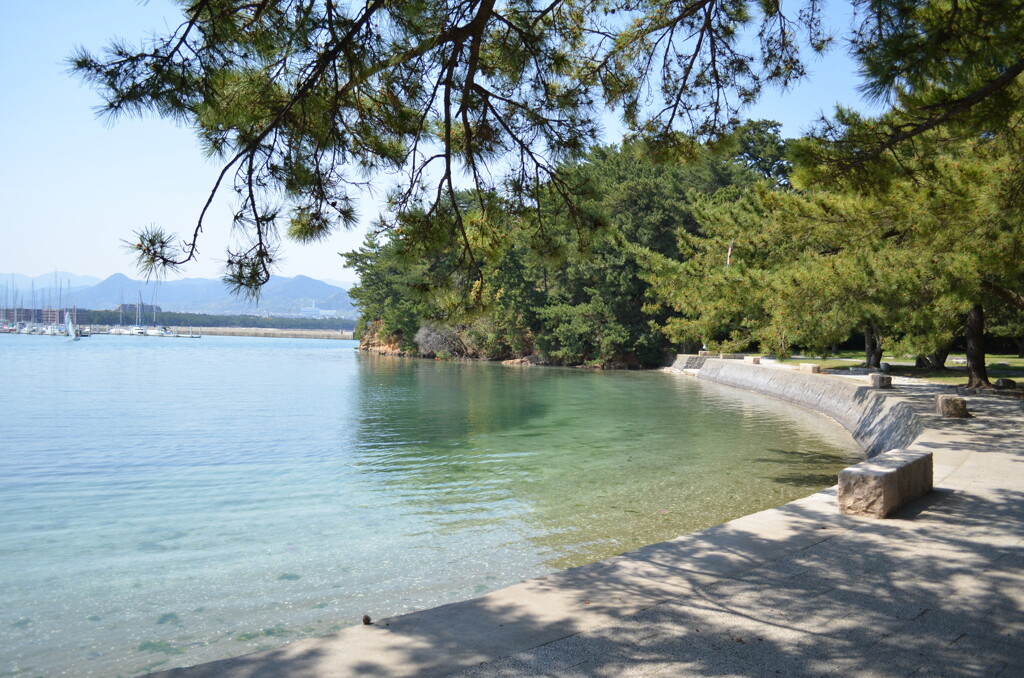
[1,272,355,317]
[2,272,102,291]
[322,277,359,289]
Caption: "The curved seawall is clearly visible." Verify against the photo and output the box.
[676,357,923,457]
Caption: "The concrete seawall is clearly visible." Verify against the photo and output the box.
[675,357,923,457]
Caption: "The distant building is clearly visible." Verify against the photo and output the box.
[298,301,337,318]
[116,303,162,316]
[39,308,79,324]
[1,308,79,323]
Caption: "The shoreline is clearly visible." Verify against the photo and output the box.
[191,327,355,340]
[145,356,1024,677]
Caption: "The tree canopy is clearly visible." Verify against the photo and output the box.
[343,132,766,366]
[73,0,1024,291]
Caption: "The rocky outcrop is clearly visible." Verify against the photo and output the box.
[501,353,549,367]
[358,321,410,356]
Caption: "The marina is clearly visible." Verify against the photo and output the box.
[1,320,200,338]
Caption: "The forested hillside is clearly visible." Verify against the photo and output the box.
[344,122,782,367]
[347,118,1024,381]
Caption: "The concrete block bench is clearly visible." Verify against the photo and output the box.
[936,395,969,418]
[799,363,821,374]
[838,449,933,518]
[870,373,892,389]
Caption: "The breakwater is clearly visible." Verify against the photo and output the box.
[177,327,354,340]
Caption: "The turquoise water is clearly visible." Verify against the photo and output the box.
[0,334,859,676]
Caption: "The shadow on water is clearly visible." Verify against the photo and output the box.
[346,355,862,568]
[753,448,854,488]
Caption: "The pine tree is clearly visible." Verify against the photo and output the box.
[73,0,1023,295]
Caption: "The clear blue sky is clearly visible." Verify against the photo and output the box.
[0,1,871,283]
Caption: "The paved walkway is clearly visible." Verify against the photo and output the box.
[155,380,1024,678]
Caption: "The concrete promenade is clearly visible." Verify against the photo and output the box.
[153,369,1024,678]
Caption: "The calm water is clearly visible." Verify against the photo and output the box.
[0,334,859,676]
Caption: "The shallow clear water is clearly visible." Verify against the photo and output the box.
[0,334,859,676]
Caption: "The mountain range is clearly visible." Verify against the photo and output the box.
[1,272,355,317]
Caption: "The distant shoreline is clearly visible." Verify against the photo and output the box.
[187,327,355,340]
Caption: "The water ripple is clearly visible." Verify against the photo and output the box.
[0,336,858,677]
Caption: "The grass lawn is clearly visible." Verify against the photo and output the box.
[775,353,1024,386]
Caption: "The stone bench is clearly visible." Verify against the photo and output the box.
[936,394,969,418]
[837,449,933,518]
[798,363,821,374]
[870,373,892,389]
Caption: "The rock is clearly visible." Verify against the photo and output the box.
[995,378,1017,389]
[358,320,408,356]
[838,449,933,518]
[501,353,547,367]
[870,373,892,389]
[879,362,891,373]
[935,394,969,418]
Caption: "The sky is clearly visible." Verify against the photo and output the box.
[0,1,873,285]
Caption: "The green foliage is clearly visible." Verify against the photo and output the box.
[76,0,1020,295]
[644,130,1024,366]
[343,233,428,351]
[346,131,769,366]
[797,0,1024,184]
[74,0,614,292]
[74,0,1024,380]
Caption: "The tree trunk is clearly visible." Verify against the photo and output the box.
[864,324,883,368]
[926,347,950,370]
[965,304,991,388]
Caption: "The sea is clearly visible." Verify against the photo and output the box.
[0,333,860,676]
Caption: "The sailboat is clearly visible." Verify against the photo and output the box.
[143,286,172,336]
[65,311,79,341]
[130,289,145,335]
